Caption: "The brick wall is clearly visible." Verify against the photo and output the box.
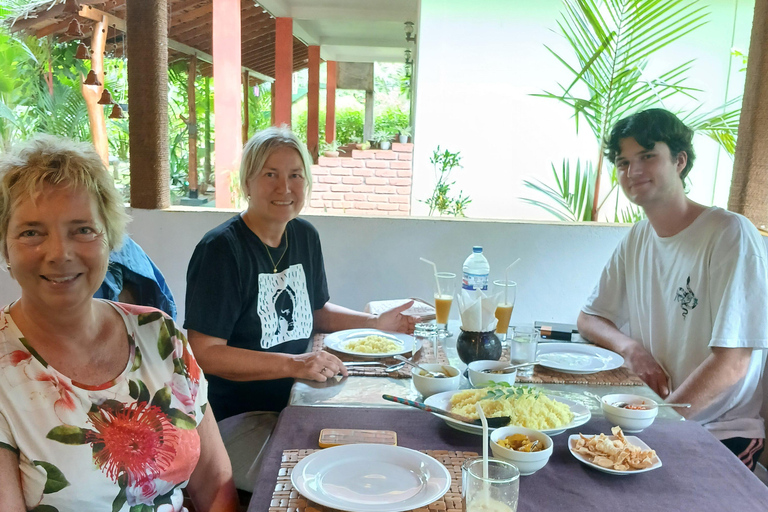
[303,143,413,216]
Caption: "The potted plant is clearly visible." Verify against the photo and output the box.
[373,130,392,150]
[350,136,369,151]
[319,140,345,158]
[397,126,412,144]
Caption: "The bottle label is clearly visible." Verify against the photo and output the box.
[462,273,489,291]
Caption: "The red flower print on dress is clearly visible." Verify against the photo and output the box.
[86,401,178,487]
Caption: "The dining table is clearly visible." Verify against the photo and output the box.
[248,322,768,511]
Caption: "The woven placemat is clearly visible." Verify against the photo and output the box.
[314,333,449,378]
[269,449,476,512]
[431,343,644,386]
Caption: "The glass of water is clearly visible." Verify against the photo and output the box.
[462,457,520,512]
[509,326,539,377]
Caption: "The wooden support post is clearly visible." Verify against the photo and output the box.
[80,15,109,166]
[325,60,337,143]
[127,0,170,209]
[188,55,198,198]
[243,70,250,143]
[728,0,768,228]
[274,17,293,126]
[213,0,242,207]
[307,45,320,161]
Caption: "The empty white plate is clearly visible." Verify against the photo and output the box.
[291,444,451,512]
[536,343,624,374]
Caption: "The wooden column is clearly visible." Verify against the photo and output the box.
[188,55,198,198]
[728,0,768,228]
[81,15,109,166]
[325,60,337,142]
[213,0,242,207]
[307,45,320,160]
[274,17,293,126]
[243,71,250,143]
[126,1,169,209]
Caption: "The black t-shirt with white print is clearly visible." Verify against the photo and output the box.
[184,215,330,420]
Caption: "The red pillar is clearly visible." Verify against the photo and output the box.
[307,46,320,161]
[213,0,241,208]
[274,17,293,126]
[325,60,337,143]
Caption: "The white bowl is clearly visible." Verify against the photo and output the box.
[490,426,553,475]
[601,393,659,433]
[467,360,517,387]
[412,364,461,398]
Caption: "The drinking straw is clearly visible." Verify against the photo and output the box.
[503,258,521,304]
[476,403,489,480]
[420,257,442,298]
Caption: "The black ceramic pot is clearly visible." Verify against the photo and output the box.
[456,328,502,364]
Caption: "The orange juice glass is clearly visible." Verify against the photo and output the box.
[434,272,456,337]
[493,280,517,341]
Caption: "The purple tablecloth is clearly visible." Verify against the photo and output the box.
[249,405,768,511]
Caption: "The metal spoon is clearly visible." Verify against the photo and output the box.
[382,394,511,428]
[480,361,540,374]
[613,401,692,408]
[393,354,446,378]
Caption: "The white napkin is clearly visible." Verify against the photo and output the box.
[457,289,499,332]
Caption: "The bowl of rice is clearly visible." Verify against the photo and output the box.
[490,425,553,475]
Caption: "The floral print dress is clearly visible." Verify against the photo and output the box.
[0,301,207,512]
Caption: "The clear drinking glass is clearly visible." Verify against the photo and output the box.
[462,457,520,512]
[509,327,539,377]
[433,272,456,338]
[492,280,517,342]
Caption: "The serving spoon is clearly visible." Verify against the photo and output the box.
[613,401,691,408]
[382,394,511,428]
[393,355,447,378]
[480,361,541,374]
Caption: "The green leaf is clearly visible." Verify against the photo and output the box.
[157,321,174,360]
[30,505,60,512]
[167,408,197,430]
[131,346,142,372]
[137,311,163,326]
[112,484,127,512]
[128,379,150,404]
[46,425,87,445]
[33,461,70,494]
[151,387,172,413]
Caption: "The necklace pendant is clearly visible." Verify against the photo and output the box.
[273,267,277,273]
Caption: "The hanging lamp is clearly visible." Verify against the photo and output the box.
[83,69,102,86]
[65,18,84,38]
[109,104,125,119]
[63,0,80,14]
[98,88,116,105]
[75,42,90,59]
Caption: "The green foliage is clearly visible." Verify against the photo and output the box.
[374,106,408,138]
[319,139,344,153]
[422,146,471,217]
[522,159,596,221]
[532,0,740,221]
[335,108,364,144]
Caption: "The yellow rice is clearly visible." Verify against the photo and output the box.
[450,387,573,430]
[344,335,401,354]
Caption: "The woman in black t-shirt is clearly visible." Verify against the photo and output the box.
[184,126,416,490]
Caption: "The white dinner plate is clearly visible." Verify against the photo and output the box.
[423,390,591,436]
[568,434,662,475]
[324,328,420,358]
[536,343,624,374]
[291,444,451,512]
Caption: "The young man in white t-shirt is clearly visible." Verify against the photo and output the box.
[578,108,768,470]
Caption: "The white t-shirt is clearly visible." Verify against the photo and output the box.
[583,207,768,440]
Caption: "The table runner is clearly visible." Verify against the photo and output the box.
[249,406,768,512]
[314,333,448,378]
[269,449,473,511]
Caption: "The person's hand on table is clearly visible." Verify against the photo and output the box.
[292,351,348,381]
[371,300,418,334]
[623,343,670,398]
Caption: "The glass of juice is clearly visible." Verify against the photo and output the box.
[462,457,520,512]
[434,272,456,338]
[492,280,517,342]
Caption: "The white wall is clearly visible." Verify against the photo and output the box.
[0,209,629,329]
[411,0,754,221]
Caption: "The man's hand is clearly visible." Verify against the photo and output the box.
[372,300,418,334]
[623,343,670,398]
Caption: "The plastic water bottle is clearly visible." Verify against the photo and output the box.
[462,246,490,291]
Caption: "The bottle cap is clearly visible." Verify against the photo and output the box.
[473,246,483,253]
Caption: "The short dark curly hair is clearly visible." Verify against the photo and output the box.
[605,108,695,182]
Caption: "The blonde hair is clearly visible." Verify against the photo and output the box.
[0,134,129,260]
[239,126,313,200]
